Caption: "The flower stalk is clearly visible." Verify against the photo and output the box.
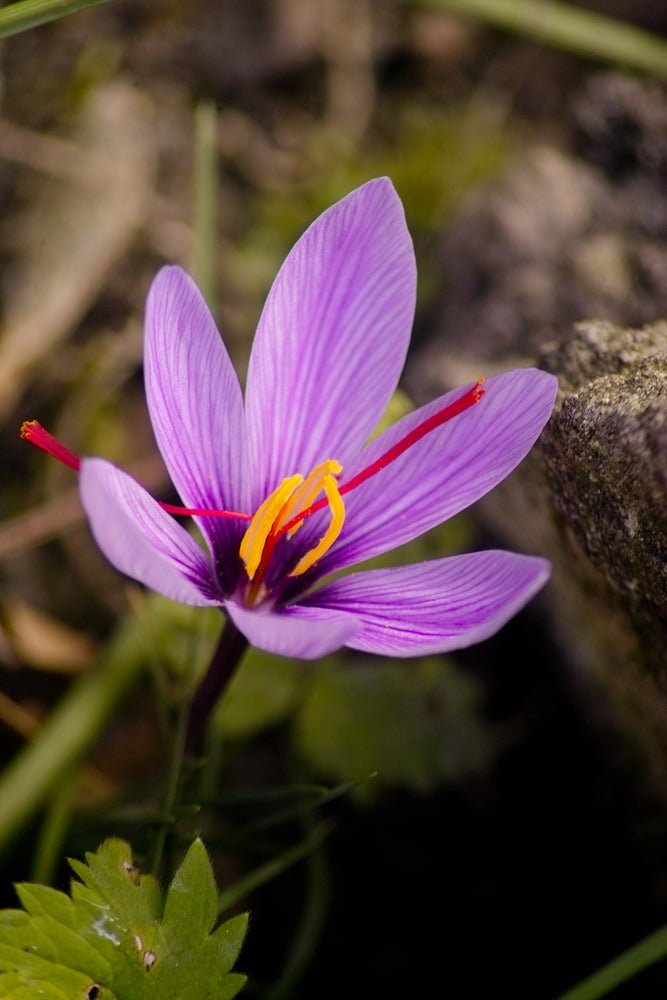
[186,617,249,753]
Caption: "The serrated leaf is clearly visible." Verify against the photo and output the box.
[150,917,249,998]
[149,948,247,1000]
[36,915,112,983]
[0,839,247,998]
[0,908,59,962]
[0,940,111,998]
[15,883,76,927]
[209,914,249,973]
[69,881,156,998]
[69,839,162,938]
[157,843,248,999]
[1,896,111,984]
[162,839,217,949]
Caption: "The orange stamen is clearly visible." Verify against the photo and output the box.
[240,460,345,604]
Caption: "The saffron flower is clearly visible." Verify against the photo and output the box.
[23,179,557,660]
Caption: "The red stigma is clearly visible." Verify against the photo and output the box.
[21,377,485,536]
[340,377,485,496]
[158,501,251,521]
[279,378,485,536]
[20,420,252,522]
[21,420,81,472]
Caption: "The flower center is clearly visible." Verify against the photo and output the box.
[239,459,345,606]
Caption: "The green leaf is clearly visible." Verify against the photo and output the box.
[0,838,248,999]
[15,884,76,927]
[209,914,249,974]
[155,844,248,1000]
[162,839,218,948]
[0,909,60,963]
[69,839,163,937]
[72,892,145,1000]
[0,907,111,983]
[0,977,70,1000]
[149,944,247,1000]
[410,0,667,80]
[0,940,110,998]
[0,0,117,41]
[36,916,112,983]
[296,658,493,797]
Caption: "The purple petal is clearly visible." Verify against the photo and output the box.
[144,266,247,592]
[245,178,416,505]
[317,368,558,575]
[307,550,550,656]
[225,601,360,660]
[80,458,222,605]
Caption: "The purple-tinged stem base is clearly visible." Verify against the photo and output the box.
[186,615,249,752]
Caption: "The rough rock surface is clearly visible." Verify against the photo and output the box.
[497,323,667,776]
[540,323,667,661]
[406,74,667,780]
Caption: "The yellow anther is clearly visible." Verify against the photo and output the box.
[289,471,345,577]
[277,459,342,538]
[240,473,303,580]
[239,459,346,589]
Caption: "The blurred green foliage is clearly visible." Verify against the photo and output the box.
[296,657,492,798]
[235,103,512,319]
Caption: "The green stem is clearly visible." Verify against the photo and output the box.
[192,100,219,309]
[198,718,227,806]
[30,764,78,885]
[0,0,116,39]
[266,840,330,999]
[0,617,144,856]
[558,924,667,1000]
[217,824,332,916]
[409,0,667,78]
[148,695,190,879]
[149,619,248,874]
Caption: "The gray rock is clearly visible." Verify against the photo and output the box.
[414,318,667,780]
[543,324,667,666]
[406,74,667,781]
[513,323,666,758]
